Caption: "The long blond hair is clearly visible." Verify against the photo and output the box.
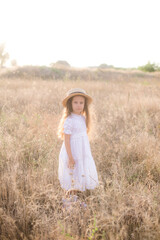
[57,95,91,140]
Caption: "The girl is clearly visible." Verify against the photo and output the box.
[57,88,99,198]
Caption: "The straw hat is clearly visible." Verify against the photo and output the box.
[62,88,93,107]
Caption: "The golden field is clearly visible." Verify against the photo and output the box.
[0,73,160,240]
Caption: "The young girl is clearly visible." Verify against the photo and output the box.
[57,88,99,198]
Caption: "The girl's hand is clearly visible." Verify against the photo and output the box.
[68,158,75,169]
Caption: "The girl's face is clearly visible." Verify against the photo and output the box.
[71,95,85,115]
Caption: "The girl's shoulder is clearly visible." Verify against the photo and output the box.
[63,116,73,135]
[81,115,86,121]
[64,115,72,124]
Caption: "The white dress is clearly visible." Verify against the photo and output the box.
[58,112,99,192]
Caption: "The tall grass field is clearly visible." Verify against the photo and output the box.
[0,73,160,239]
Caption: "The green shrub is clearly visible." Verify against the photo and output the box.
[138,61,160,72]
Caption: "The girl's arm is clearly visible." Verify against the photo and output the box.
[64,134,75,168]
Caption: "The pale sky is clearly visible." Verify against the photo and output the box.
[0,0,160,68]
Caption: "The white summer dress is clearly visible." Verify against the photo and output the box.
[58,112,99,192]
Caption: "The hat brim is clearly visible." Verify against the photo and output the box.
[62,93,93,107]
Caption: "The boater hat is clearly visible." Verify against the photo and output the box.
[62,88,93,107]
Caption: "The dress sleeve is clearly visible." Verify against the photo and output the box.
[63,117,73,135]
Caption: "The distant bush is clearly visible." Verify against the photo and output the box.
[11,59,18,67]
[98,63,114,69]
[50,60,70,68]
[138,61,160,72]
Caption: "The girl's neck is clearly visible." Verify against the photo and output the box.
[71,112,82,116]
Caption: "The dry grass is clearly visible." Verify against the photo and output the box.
[1,65,160,82]
[0,76,160,240]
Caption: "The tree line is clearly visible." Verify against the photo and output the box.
[0,43,160,72]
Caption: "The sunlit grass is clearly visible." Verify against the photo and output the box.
[0,78,160,239]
